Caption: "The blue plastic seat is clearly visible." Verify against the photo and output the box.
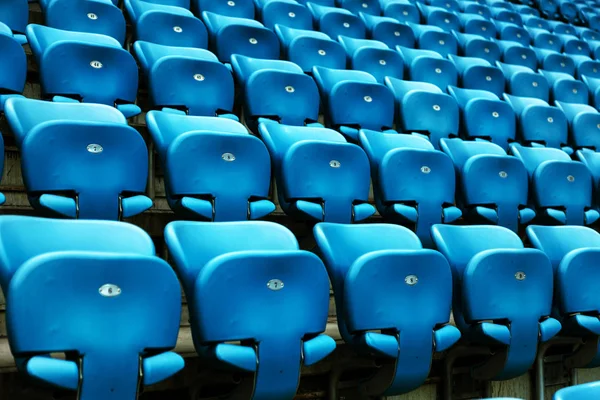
[555,102,600,151]
[338,36,404,83]
[460,2,492,19]
[339,0,381,15]
[510,143,598,225]
[523,14,551,30]
[0,23,26,111]
[457,14,496,39]
[539,69,588,104]
[448,55,504,96]
[134,41,234,116]
[504,94,570,152]
[380,0,420,24]
[513,4,539,16]
[359,131,461,245]
[431,224,559,380]
[39,0,125,45]
[557,34,591,56]
[554,382,600,399]
[452,32,499,63]
[359,13,415,49]
[194,0,254,18]
[440,138,533,231]
[408,23,457,57]
[307,3,366,40]
[417,4,461,32]
[255,0,313,30]
[259,121,375,222]
[0,216,183,400]
[25,25,140,117]
[494,20,531,46]
[429,0,461,12]
[579,27,599,41]
[145,111,274,221]
[491,8,522,24]
[275,25,346,73]
[496,39,537,70]
[231,55,320,129]
[497,62,550,101]
[549,22,575,35]
[386,78,459,149]
[533,47,575,75]
[124,0,207,47]
[448,86,515,149]
[313,223,459,395]
[313,67,395,140]
[526,27,563,52]
[569,54,600,79]
[165,221,335,400]
[397,47,458,90]
[202,12,279,62]
[583,75,600,108]
[0,0,28,34]
[4,98,152,220]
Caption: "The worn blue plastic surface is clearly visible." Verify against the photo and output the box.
[359,130,460,247]
[314,223,459,395]
[26,24,139,107]
[259,121,374,223]
[338,36,403,83]
[165,221,334,400]
[386,78,458,149]
[0,0,28,33]
[556,102,600,151]
[256,0,312,30]
[397,47,458,91]
[194,0,254,18]
[135,41,233,115]
[432,224,557,380]
[554,381,600,399]
[231,55,320,126]
[0,23,26,110]
[359,13,415,49]
[125,0,208,47]
[449,55,504,97]
[146,111,274,221]
[307,2,366,40]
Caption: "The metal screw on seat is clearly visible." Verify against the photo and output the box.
[379,59,386,65]
[362,3,368,8]
[364,96,373,102]
[499,171,507,178]
[492,111,499,117]
[288,12,296,17]
[595,68,598,73]
[285,86,295,93]
[90,60,103,69]
[249,38,258,44]
[561,62,566,67]
[87,144,103,153]
[394,31,401,36]
[435,68,442,74]
[88,13,98,20]
[318,49,326,56]
[439,40,445,45]
[444,18,450,23]
[228,0,235,5]
[173,26,182,33]
[329,160,341,168]
[222,153,236,162]
[597,123,600,129]
[484,47,490,53]
[421,166,431,173]
[515,271,526,280]
[517,33,522,38]
[194,74,204,81]
[482,26,487,31]
[433,104,441,111]
[547,117,553,123]
[521,54,527,59]
[532,81,538,87]
[405,275,418,285]
[343,22,350,28]
[478,11,483,14]
[403,10,409,15]
[486,76,492,81]
[549,40,554,44]
[573,88,578,94]
[578,46,583,50]
[567,175,575,182]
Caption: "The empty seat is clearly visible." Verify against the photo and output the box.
[314,223,460,395]
[569,54,600,79]
[496,39,537,70]
[124,0,208,47]
[338,36,404,83]
[145,111,275,221]
[539,69,588,104]
[259,121,375,222]
[0,0,28,34]
[526,27,563,52]
[554,382,600,400]
[39,0,126,45]
[448,86,515,149]
[386,78,459,149]
[417,4,461,32]
[456,14,496,39]
[429,0,461,12]
[431,224,559,380]
[449,55,504,96]
[558,34,591,56]
[494,20,531,46]
[202,12,279,62]
[523,14,551,30]
[461,2,492,19]
[497,62,550,101]
[440,138,533,231]
[453,32,500,63]
[275,25,346,73]
[165,221,335,400]
[231,55,320,129]
[381,0,420,23]
[255,0,313,30]
[397,47,458,90]
[339,0,381,15]
[556,102,600,151]
[313,67,394,140]
[548,21,576,35]
[579,27,599,41]
[513,4,540,16]
[408,23,457,57]
[491,8,523,24]
[0,23,26,111]
[504,94,570,152]
[510,143,598,225]
[0,216,183,400]
[307,3,366,40]
[193,0,254,18]
[134,41,234,116]
[26,25,141,118]
[359,131,461,245]
[533,47,575,75]
[4,98,153,220]
[359,13,415,49]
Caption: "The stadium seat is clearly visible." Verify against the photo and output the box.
[497,62,550,101]
[569,54,600,79]
[146,111,274,221]
[0,23,26,111]
[0,216,183,400]
[440,138,533,231]
[397,47,458,90]
[4,98,152,220]
[556,102,600,151]
[338,36,404,83]
[359,131,461,245]
[124,0,208,47]
[532,47,576,75]
[429,0,461,12]
[523,14,551,30]
[448,55,504,96]
[504,94,569,152]
[307,3,366,40]
[314,223,460,395]
[554,382,600,399]
[492,8,523,24]
[0,0,28,34]
[408,23,457,57]
[339,0,381,15]
[275,25,346,73]
[25,25,141,118]
[380,0,420,23]
[456,13,496,38]
[513,4,539,16]
[558,33,591,56]
[165,221,335,400]
[448,86,515,149]
[313,67,394,140]
[194,0,254,18]
[431,224,559,380]
[526,27,563,52]
[452,32,500,63]
[134,41,234,116]
[386,78,458,149]
[494,20,531,46]
[539,69,588,104]
[579,27,599,41]
[510,143,598,226]
[547,21,575,35]
[417,4,461,32]
[496,39,537,70]
[460,2,492,19]
[255,0,313,30]
[202,12,279,62]
[359,13,416,49]
[259,121,375,222]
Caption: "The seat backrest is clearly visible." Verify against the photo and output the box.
[448,85,500,108]
[0,25,26,96]
[0,0,28,33]
[195,0,255,18]
[441,137,506,168]
[554,381,600,400]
